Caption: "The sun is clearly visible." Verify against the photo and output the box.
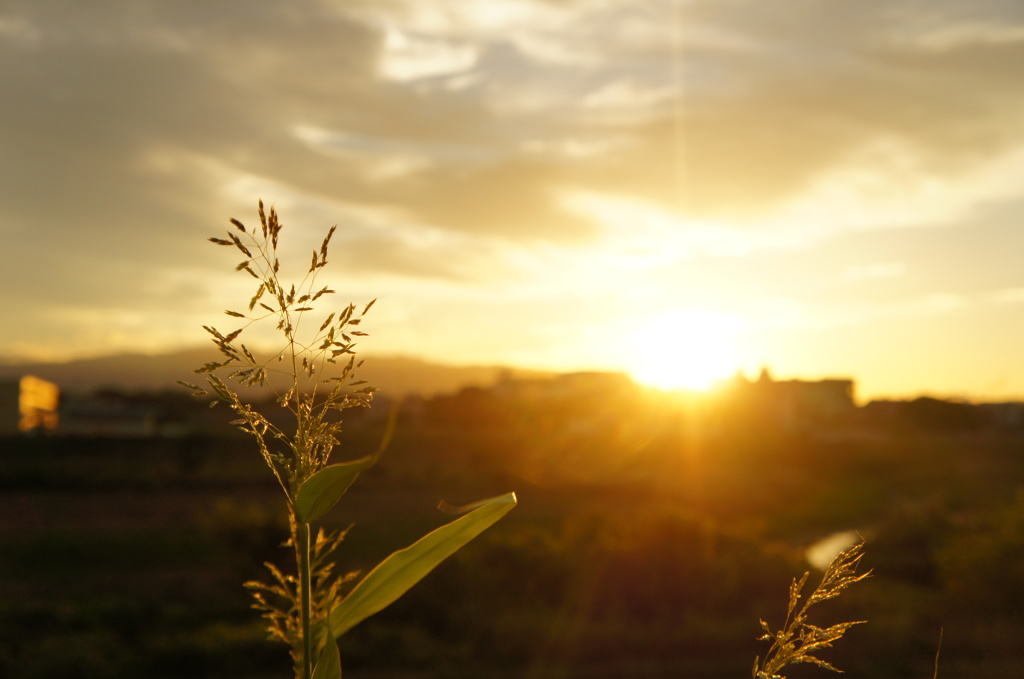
[624,310,742,391]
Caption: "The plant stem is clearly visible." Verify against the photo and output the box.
[298,520,313,679]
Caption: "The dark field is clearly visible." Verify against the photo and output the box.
[4,408,1024,678]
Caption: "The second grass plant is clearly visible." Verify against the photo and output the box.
[753,542,870,679]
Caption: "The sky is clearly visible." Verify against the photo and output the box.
[5,0,1024,401]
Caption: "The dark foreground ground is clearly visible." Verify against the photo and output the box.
[3,414,1024,678]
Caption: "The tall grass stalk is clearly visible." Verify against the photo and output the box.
[182,201,515,679]
[753,542,870,679]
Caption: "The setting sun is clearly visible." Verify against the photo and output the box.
[624,310,742,391]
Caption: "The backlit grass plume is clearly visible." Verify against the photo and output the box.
[182,201,516,679]
[190,201,376,501]
[753,542,870,679]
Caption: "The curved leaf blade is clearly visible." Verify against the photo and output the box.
[296,454,377,523]
[311,635,341,679]
[296,409,398,524]
[328,491,517,638]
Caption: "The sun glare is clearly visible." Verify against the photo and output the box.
[625,310,742,391]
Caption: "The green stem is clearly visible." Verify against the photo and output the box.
[298,521,313,679]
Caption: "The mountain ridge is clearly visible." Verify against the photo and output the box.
[0,347,552,397]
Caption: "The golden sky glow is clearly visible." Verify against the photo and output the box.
[5,0,1024,400]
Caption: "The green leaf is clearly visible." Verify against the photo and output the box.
[311,635,341,679]
[295,455,377,523]
[295,408,398,524]
[327,492,517,638]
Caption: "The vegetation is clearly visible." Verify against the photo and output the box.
[753,543,869,678]
[11,416,1024,676]
[180,202,515,679]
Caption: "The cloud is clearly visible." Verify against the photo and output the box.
[8,0,1024,252]
[5,0,1024,377]
[378,28,479,81]
[544,1,1024,226]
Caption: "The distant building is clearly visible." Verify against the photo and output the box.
[0,375,60,435]
[715,368,856,432]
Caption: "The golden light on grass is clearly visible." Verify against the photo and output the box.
[624,310,742,391]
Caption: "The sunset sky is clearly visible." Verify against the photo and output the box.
[5,0,1024,401]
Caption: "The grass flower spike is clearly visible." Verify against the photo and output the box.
[183,201,516,679]
[753,542,870,679]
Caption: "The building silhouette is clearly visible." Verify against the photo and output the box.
[0,375,60,435]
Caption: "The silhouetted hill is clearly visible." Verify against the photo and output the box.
[0,348,547,397]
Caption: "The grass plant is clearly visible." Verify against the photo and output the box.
[181,201,516,679]
[753,542,870,679]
